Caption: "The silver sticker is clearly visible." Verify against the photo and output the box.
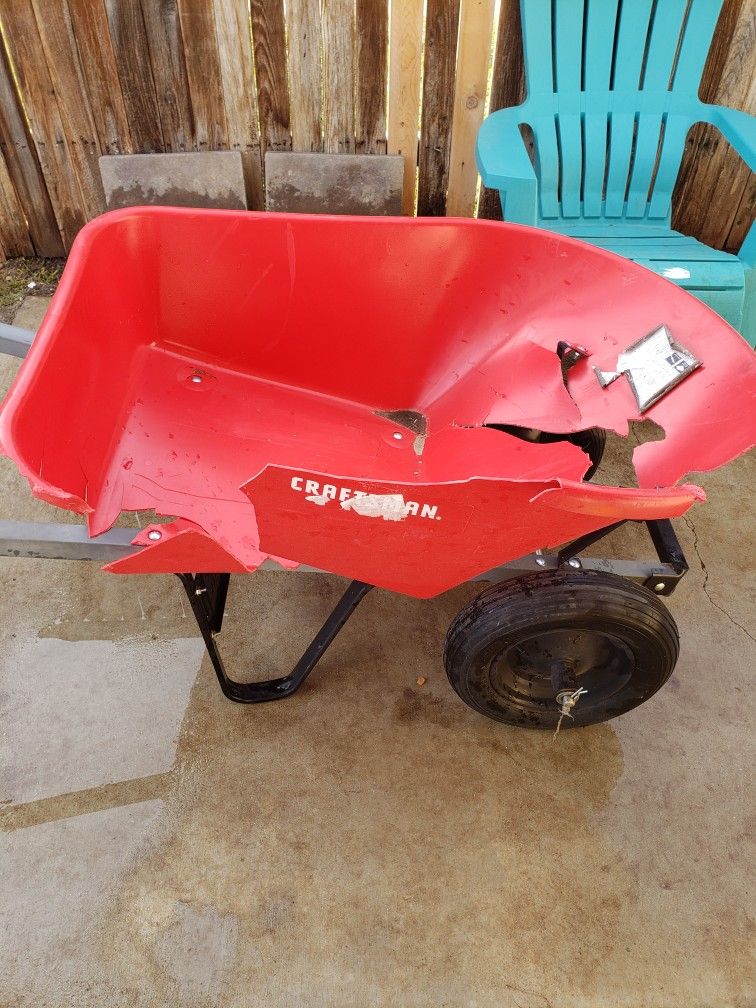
[594,325,701,412]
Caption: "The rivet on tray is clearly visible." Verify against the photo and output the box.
[392,432,403,440]
[190,374,203,384]
[147,530,162,541]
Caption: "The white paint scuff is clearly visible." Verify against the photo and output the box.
[662,267,691,280]
[340,493,409,522]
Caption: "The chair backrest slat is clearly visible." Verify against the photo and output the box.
[522,0,555,95]
[626,113,665,217]
[648,116,693,218]
[553,0,584,91]
[558,114,583,217]
[672,0,723,91]
[642,0,689,91]
[611,0,655,91]
[581,0,621,218]
[605,111,636,216]
[583,111,609,217]
[532,114,561,217]
[583,0,621,92]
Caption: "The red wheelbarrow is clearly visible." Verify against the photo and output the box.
[1,208,754,729]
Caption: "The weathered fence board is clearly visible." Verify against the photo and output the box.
[0,44,63,256]
[446,0,497,216]
[104,0,164,153]
[674,0,755,252]
[0,0,87,245]
[213,0,264,208]
[477,0,525,221]
[355,0,389,155]
[29,0,105,218]
[286,0,322,152]
[418,0,462,216]
[140,0,194,152]
[66,0,132,156]
[178,0,228,151]
[0,153,33,259]
[0,0,751,254]
[322,0,355,154]
[387,0,425,213]
[250,0,291,153]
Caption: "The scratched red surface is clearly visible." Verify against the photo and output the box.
[0,208,753,596]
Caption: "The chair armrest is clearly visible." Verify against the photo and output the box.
[476,108,537,226]
[701,105,756,170]
[700,105,756,266]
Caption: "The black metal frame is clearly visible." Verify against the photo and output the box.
[175,518,688,705]
[556,517,688,595]
[177,573,373,703]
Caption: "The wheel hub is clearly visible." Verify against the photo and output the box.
[489,627,635,710]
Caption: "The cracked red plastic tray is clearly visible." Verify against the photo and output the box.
[1,208,754,597]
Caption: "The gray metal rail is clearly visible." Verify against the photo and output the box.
[0,322,34,359]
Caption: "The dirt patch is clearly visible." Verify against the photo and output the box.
[0,258,63,324]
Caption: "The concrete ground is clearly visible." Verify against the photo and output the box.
[0,297,754,1008]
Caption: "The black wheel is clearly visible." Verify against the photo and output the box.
[488,425,606,480]
[561,427,606,480]
[444,570,679,729]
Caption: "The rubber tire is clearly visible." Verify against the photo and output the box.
[564,427,606,480]
[444,570,679,729]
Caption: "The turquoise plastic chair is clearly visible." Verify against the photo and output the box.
[476,0,756,346]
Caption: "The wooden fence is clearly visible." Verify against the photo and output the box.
[0,0,753,260]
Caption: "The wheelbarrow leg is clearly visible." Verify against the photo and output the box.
[177,573,373,703]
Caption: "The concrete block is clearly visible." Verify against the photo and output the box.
[99,152,247,211]
[265,152,403,215]
[12,295,51,332]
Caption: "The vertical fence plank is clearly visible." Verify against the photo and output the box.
[673,0,753,249]
[286,0,322,152]
[446,0,497,216]
[214,0,264,207]
[177,0,228,150]
[105,0,164,152]
[66,0,132,155]
[140,0,194,152]
[417,0,461,216]
[0,151,34,258]
[727,170,755,252]
[250,0,291,153]
[388,0,425,213]
[0,40,63,255]
[478,0,525,220]
[355,0,388,154]
[29,0,105,218]
[322,0,355,153]
[0,0,86,246]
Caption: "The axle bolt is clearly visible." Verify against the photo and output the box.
[654,582,666,593]
[568,558,581,569]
